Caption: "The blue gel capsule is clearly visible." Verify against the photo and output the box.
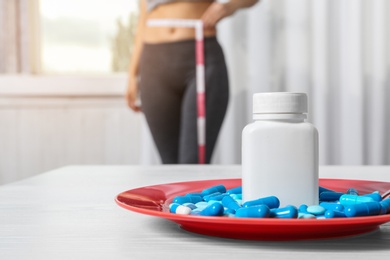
[227,186,242,195]
[346,188,359,196]
[270,205,298,219]
[362,192,382,202]
[173,195,203,204]
[319,191,344,201]
[307,205,326,216]
[324,210,346,218]
[222,195,241,211]
[320,202,344,212]
[344,201,382,217]
[380,198,390,214]
[200,202,224,216]
[201,185,227,196]
[298,204,309,213]
[242,196,280,209]
[169,203,192,214]
[235,205,270,218]
[339,194,374,206]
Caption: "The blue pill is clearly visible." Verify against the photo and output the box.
[235,205,270,218]
[270,205,298,219]
[298,213,316,219]
[242,196,280,209]
[307,205,326,216]
[227,186,242,195]
[346,188,359,196]
[344,201,382,217]
[362,192,382,202]
[325,210,346,218]
[200,202,224,216]
[201,185,226,196]
[319,191,344,201]
[339,194,374,206]
[319,202,344,212]
[173,195,203,204]
[380,198,390,214]
[222,195,241,211]
[298,204,309,213]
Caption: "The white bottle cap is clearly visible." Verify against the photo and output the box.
[253,92,308,114]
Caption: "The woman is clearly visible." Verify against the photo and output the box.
[126,0,259,164]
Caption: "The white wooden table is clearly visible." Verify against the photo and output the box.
[1,165,390,260]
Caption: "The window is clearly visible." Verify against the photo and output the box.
[39,0,139,75]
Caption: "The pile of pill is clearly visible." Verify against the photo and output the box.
[168,185,390,219]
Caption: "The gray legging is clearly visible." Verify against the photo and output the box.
[139,37,229,164]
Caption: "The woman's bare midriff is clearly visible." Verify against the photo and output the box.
[144,2,217,43]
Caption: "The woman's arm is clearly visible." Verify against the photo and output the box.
[202,0,260,28]
[126,0,147,112]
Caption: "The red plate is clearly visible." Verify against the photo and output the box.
[115,178,390,240]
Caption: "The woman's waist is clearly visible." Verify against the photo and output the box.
[144,2,216,43]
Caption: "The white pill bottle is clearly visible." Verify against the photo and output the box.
[242,92,319,207]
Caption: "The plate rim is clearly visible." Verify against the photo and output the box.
[115,178,390,225]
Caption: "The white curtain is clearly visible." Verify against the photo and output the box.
[0,0,30,73]
[142,0,390,165]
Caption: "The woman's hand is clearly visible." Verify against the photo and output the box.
[201,0,259,28]
[201,2,235,29]
[126,78,141,112]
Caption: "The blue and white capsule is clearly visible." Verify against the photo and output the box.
[169,203,192,215]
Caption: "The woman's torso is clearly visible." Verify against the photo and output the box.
[144,1,217,43]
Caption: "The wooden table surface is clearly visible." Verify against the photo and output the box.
[1,165,390,260]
